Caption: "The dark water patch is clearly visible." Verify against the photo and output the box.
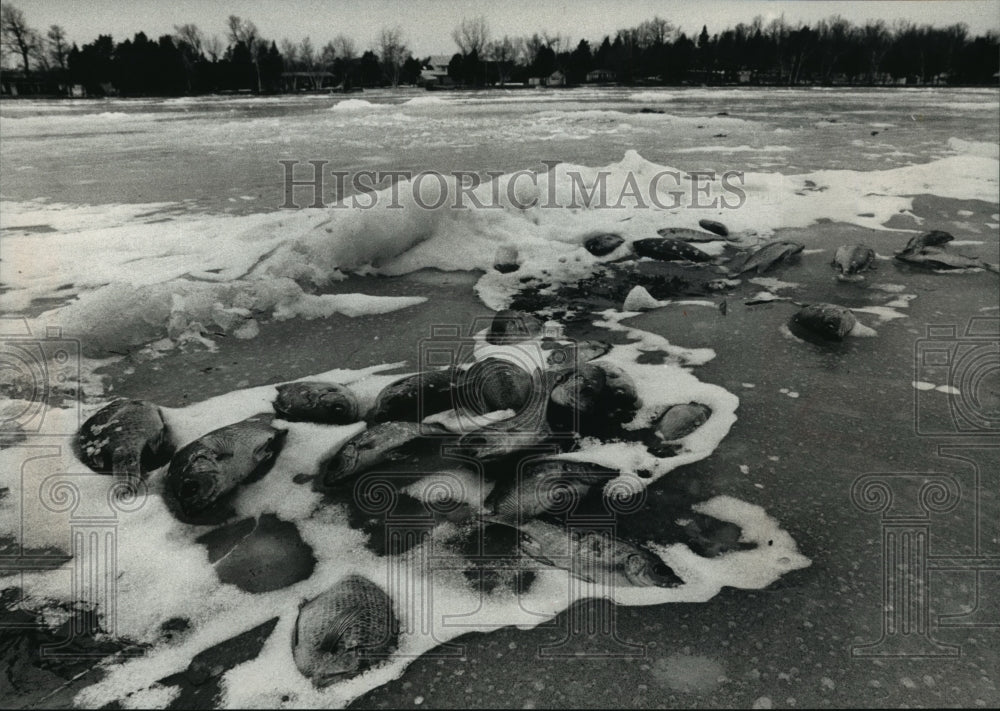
[160,617,191,644]
[635,349,671,364]
[0,587,141,709]
[196,517,257,563]
[153,617,280,710]
[196,514,315,593]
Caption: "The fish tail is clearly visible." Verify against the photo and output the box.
[111,449,143,497]
[479,512,518,529]
[111,448,140,479]
[983,262,1000,275]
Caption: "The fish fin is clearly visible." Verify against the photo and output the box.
[319,607,362,654]
[530,551,559,568]
[479,513,516,528]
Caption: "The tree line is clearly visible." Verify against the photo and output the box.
[1,5,997,97]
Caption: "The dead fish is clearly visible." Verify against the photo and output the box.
[897,229,954,255]
[366,368,457,424]
[832,244,876,279]
[458,370,560,460]
[486,309,544,345]
[730,240,804,275]
[458,407,551,461]
[583,233,625,256]
[698,219,730,237]
[292,575,399,687]
[895,247,999,273]
[633,237,713,262]
[273,381,360,424]
[316,421,447,491]
[456,358,535,415]
[541,339,612,369]
[655,227,722,243]
[515,519,683,588]
[486,459,620,520]
[790,303,858,341]
[648,403,712,456]
[549,363,607,415]
[493,245,520,273]
[164,414,286,521]
[75,399,174,486]
[549,362,641,436]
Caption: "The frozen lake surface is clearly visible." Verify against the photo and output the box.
[0,87,998,709]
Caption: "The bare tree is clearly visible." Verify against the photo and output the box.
[816,15,854,82]
[319,40,336,70]
[378,25,408,87]
[542,31,568,53]
[766,14,789,81]
[333,34,356,61]
[1,4,40,74]
[204,35,222,62]
[46,24,69,70]
[452,16,489,56]
[173,23,204,55]
[226,15,258,47]
[280,38,299,67]
[861,19,892,83]
[524,33,545,63]
[226,15,262,91]
[487,35,517,84]
[299,36,315,71]
[638,16,674,47]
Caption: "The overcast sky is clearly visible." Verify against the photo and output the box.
[17,0,1000,56]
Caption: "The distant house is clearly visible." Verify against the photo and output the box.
[738,70,752,84]
[528,71,567,87]
[586,68,615,83]
[420,55,454,88]
[0,71,66,96]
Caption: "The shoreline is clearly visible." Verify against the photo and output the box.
[3,84,1000,104]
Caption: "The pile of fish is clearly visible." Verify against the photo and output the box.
[73,309,722,688]
[68,220,995,689]
[894,229,1000,273]
[580,222,994,342]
